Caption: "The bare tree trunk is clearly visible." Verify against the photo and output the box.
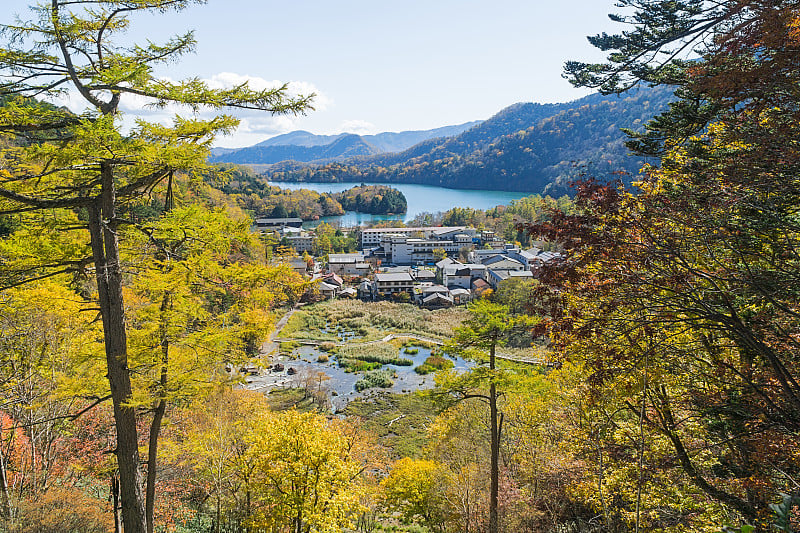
[0,447,11,520]
[146,293,171,533]
[88,165,146,533]
[488,341,500,533]
[216,492,221,533]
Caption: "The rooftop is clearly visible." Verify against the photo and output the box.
[375,272,414,282]
[254,217,303,225]
[362,226,468,234]
[329,253,365,263]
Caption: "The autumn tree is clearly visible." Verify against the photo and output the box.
[381,457,450,533]
[124,204,306,532]
[0,2,312,532]
[438,300,537,533]
[246,410,368,533]
[0,281,122,530]
[530,1,800,529]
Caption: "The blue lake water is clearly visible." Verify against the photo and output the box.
[268,181,531,227]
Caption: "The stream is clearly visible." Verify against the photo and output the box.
[244,344,473,411]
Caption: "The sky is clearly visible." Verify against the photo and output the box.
[1,1,622,148]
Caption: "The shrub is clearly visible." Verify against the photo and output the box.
[354,369,394,391]
[414,355,454,375]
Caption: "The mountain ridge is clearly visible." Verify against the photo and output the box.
[264,87,674,194]
[210,121,481,164]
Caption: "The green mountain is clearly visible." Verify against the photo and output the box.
[209,122,480,165]
[266,87,674,194]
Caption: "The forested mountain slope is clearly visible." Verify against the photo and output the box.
[267,86,673,193]
[210,121,480,164]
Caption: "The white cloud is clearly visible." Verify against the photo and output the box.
[336,119,377,135]
[41,73,331,148]
[206,72,331,112]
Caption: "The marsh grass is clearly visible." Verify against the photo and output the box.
[340,360,382,372]
[337,343,413,369]
[283,300,468,342]
[354,369,395,391]
[342,392,438,459]
[279,341,300,356]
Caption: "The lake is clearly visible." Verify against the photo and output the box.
[268,181,530,227]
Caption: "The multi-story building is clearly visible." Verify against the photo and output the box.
[443,264,487,289]
[253,217,303,232]
[373,272,414,295]
[284,232,315,253]
[373,233,476,266]
[359,226,476,248]
[328,253,371,277]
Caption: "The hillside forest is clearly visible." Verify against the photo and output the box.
[264,86,674,195]
[0,2,799,533]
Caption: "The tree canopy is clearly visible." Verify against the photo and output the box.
[0,2,313,532]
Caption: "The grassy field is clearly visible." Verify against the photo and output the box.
[337,343,413,368]
[343,391,438,459]
[281,300,469,343]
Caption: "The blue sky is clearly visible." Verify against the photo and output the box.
[2,1,621,147]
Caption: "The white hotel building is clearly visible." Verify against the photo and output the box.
[359,226,476,248]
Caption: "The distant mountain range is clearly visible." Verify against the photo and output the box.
[209,122,481,165]
[266,88,674,194]
[212,86,675,194]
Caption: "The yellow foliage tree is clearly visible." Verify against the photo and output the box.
[246,410,367,533]
[381,457,449,532]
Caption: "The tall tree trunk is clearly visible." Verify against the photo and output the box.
[146,293,171,533]
[88,163,146,533]
[145,398,165,533]
[0,447,11,520]
[112,474,122,533]
[488,341,499,533]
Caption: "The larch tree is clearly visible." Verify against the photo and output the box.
[0,2,313,532]
[438,300,538,533]
[123,204,307,533]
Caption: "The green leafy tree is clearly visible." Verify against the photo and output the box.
[0,3,312,532]
[438,300,537,533]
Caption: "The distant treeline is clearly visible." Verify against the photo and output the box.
[400,193,573,247]
[266,86,674,194]
[213,165,405,219]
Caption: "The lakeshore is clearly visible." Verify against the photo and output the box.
[269,181,531,226]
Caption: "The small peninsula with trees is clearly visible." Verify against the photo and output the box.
[216,165,406,219]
